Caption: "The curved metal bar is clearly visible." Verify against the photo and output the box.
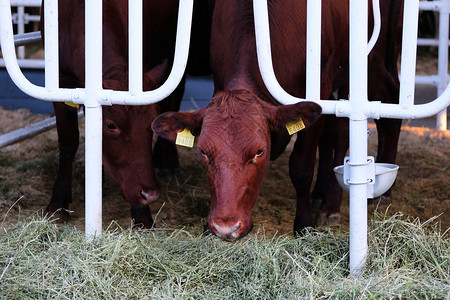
[0,0,194,106]
[252,0,337,113]
[367,0,381,54]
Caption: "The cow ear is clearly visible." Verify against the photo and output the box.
[152,109,205,142]
[266,101,322,133]
[144,59,171,88]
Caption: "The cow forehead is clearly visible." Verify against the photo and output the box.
[199,93,270,156]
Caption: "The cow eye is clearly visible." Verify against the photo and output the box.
[256,149,264,157]
[106,121,117,130]
[199,149,207,157]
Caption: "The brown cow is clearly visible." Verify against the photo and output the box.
[153,0,403,240]
[42,0,211,228]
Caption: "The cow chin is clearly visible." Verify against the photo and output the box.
[208,213,254,242]
[122,186,161,206]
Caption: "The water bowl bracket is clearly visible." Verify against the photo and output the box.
[343,156,375,186]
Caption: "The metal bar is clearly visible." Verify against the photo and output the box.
[0,58,45,68]
[84,0,103,238]
[367,0,381,54]
[44,0,59,92]
[13,31,41,46]
[306,0,321,101]
[417,38,450,47]
[10,0,40,6]
[0,0,193,106]
[0,116,56,148]
[128,0,143,94]
[252,0,337,113]
[399,0,420,109]
[437,0,449,130]
[107,0,194,105]
[419,0,442,11]
[17,5,24,58]
[348,0,369,275]
[0,110,83,149]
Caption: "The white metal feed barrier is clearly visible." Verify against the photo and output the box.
[0,0,194,237]
[252,0,450,274]
[0,0,449,275]
[1,1,448,127]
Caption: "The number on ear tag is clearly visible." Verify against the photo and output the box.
[286,118,305,135]
[176,128,195,148]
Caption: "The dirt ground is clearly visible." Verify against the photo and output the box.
[0,105,449,237]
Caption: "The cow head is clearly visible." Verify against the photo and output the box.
[101,60,170,222]
[152,90,322,240]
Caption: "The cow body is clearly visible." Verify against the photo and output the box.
[153,0,403,240]
[44,0,190,228]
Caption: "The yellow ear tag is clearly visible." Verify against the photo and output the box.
[286,118,305,135]
[64,101,80,109]
[176,128,195,148]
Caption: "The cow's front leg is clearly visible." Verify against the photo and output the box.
[152,136,179,169]
[313,116,349,225]
[290,117,324,235]
[373,118,401,203]
[130,205,154,229]
[47,102,79,221]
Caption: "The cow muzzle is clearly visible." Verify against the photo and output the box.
[139,189,160,205]
[208,217,253,242]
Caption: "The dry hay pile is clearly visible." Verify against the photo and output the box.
[0,106,449,235]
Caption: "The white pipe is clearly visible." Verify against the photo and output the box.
[419,0,442,11]
[252,0,337,113]
[107,0,194,105]
[129,0,143,94]
[17,5,24,58]
[306,0,321,101]
[348,0,369,275]
[367,0,381,54]
[417,38,450,47]
[0,0,78,100]
[437,0,449,131]
[10,0,40,6]
[44,0,59,92]
[83,0,103,238]
[399,0,419,109]
[0,0,193,106]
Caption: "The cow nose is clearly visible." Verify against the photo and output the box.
[210,220,242,241]
[140,189,160,204]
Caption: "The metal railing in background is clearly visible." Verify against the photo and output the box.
[0,0,43,69]
[417,0,449,130]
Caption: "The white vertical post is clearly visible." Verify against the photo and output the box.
[349,0,369,275]
[44,0,59,91]
[17,5,24,58]
[399,0,419,109]
[129,0,143,94]
[437,0,449,131]
[84,0,103,238]
[306,0,321,101]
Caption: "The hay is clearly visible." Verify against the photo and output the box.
[0,213,448,299]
